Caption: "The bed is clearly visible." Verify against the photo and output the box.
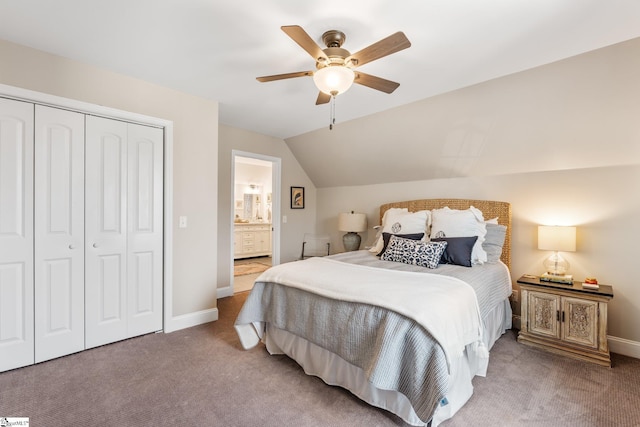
[235,199,513,426]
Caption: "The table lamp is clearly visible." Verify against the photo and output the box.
[538,225,576,281]
[338,211,368,251]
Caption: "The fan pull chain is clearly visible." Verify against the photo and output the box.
[329,91,338,130]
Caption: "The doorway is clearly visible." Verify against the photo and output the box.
[231,151,281,293]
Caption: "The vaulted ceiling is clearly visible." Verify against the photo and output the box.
[1,0,639,141]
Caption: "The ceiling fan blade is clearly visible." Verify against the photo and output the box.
[281,25,328,62]
[256,71,313,82]
[347,32,411,68]
[353,71,400,94]
[315,92,331,105]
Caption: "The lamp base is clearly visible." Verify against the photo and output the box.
[543,251,569,276]
[342,232,361,252]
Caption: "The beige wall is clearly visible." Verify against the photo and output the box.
[217,125,316,293]
[0,39,219,317]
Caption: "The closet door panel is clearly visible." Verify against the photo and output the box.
[34,105,85,363]
[127,124,163,336]
[0,98,34,372]
[85,116,128,349]
[98,254,124,319]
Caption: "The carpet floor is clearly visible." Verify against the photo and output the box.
[1,292,639,426]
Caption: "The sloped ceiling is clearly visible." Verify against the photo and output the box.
[1,0,639,141]
[285,38,640,188]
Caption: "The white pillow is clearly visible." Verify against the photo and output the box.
[430,206,487,264]
[370,209,430,252]
[384,209,430,234]
[369,208,408,253]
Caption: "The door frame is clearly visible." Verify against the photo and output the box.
[0,83,178,333]
[230,150,281,292]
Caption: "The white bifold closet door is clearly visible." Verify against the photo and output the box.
[0,98,34,372]
[85,116,163,349]
[34,105,85,363]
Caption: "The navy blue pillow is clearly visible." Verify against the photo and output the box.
[431,236,478,267]
[377,232,425,257]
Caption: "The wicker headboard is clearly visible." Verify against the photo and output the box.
[379,199,512,269]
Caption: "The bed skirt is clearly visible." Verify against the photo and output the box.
[264,298,512,426]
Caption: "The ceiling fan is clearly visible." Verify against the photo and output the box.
[257,25,411,105]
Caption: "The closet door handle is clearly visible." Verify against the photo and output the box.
[92,243,99,248]
[69,244,75,250]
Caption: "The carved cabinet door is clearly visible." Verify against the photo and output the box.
[527,291,561,339]
[561,297,598,349]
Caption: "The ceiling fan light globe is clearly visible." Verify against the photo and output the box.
[313,66,355,96]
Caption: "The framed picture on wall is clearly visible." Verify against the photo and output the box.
[291,186,305,209]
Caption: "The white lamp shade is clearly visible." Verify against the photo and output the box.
[313,66,355,96]
[538,226,576,252]
[338,212,367,232]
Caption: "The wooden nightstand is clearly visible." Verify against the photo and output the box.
[516,275,614,367]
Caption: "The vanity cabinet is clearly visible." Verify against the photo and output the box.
[234,223,272,259]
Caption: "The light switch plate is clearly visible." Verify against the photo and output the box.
[179,216,187,228]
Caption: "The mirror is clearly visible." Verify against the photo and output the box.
[234,182,272,223]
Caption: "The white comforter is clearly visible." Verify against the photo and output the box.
[235,256,488,371]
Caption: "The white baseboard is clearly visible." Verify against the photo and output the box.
[164,307,219,333]
[608,335,640,359]
[217,285,233,298]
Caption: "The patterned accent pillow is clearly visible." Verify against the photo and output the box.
[377,232,425,257]
[381,235,448,269]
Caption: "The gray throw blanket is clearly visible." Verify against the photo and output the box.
[236,281,449,423]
